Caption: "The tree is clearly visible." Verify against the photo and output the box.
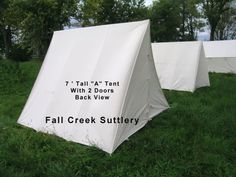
[150,0,181,42]
[97,0,118,24]
[117,0,148,22]
[150,0,202,42]
[215,3,236,40]
[178,0,202,41]
[80,0,148,26]
[0,0,13,58]
[80,0,102,26]
[8,0,78,58]
[202,0,234,40]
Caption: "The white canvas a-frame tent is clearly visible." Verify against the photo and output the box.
[17,20,169,154]
[152,41,210,92]
[203,40,236,73]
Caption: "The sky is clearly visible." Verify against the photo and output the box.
[145,0,153,6]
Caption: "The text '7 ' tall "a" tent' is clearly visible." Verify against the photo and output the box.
[17,20,169,154]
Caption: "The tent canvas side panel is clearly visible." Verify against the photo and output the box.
[195,43,210,89]
[207,58,236,73]
[152,41,210,92]
[17,31,79,131]
[203,40,236,58]
[17,20,169,154]
[145,31,169,118]
[112,23,169,152]
[203,40,236,73]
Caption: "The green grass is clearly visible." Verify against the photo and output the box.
[0,60,236,177]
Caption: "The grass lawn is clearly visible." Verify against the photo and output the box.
[0,59,236,177]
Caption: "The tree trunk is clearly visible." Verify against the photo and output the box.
[2,26,12,57]
[189,16,194,40]
[219,28,224,40]
[210,25,216,41]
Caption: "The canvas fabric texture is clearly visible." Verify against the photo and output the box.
[152,41,210,92]
[203,40,236,74]
[18,20,169,153]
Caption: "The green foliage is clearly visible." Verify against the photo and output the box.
[150,0,181,42]
[0,61,236,177]
[8,44,32,62]
[79,0,102,26]
[120,0,148,21]
[0,0,14,57]
[0,52,4,60]
[177,0,203,41]
[150,0,202,42]
[1,0,236,60]
[0,60,23,95]
[0,29,4,55]
[98,0,148,24]
[80,0,148,26]
[7,0,78,58]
